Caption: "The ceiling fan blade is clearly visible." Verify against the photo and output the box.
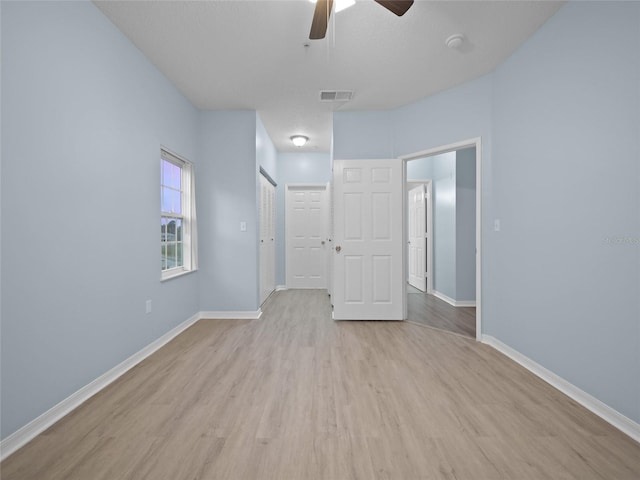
[374,0,414,16]
[309,0,334,40]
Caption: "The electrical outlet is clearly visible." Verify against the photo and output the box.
[240,221,247,232]
[494,219,501,232]
[146,300,152,314]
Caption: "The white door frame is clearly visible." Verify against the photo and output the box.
[400,137,482,341]
[285,183,330,289]
[407,180,433,294]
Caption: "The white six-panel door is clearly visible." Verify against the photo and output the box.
[286,185,328,289]
[259,174,275,304]
[408,184,427,292]
[332,159,403,320]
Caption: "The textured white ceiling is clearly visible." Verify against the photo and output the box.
[94,0,563,152]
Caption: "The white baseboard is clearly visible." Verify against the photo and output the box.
[199,309,262,320]
[482,335,640,444]
[0,311,201,461]
[432,290,476,308]
[332,312,403,321]
[275,285,287,291]
[0,308,263,460]
[454,300,476,307]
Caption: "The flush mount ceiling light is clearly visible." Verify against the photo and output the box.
[334,0,355,13]
[290,135,309,147]
[445,33,465,49]
[309,0,412,39]
[308,0,355,13]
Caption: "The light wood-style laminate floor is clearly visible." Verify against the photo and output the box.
[406,285,476,338]
[2,290,639,479]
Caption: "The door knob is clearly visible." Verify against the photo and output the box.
[321,241,325,245]
[335,246,341,253]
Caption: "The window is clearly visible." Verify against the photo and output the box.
[161,149,197,280]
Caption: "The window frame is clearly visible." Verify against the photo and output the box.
[160,148,196,281]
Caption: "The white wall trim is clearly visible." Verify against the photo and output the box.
[0,311,201,461]
[432,290,476,308]
[482,335,640,444]
[275,285,288,291]
[333,312,403,321]
[433,290,456,305]
[199,309,262,320]
[0,308,264,460]
[454,300,476,307]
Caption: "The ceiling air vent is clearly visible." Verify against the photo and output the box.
[320,90,354,102]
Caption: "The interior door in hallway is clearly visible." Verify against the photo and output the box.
[408,183,428,292]
[332,159,403,320]
[286,185,329,289]
[259,173,276,304]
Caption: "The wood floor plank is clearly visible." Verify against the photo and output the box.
[407,285,476,337]
[2,289,639,480]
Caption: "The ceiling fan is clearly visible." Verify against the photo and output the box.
[310,0,414,40]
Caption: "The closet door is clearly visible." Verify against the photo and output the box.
[259,173,276,305]
[408,184,427,292]
[285,185,329,289]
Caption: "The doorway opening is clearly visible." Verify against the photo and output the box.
[401,138,482,340]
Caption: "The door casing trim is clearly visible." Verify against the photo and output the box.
[400,137,482,340]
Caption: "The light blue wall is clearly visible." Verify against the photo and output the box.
[1,1,200,438]
[198,111,259,312]
[392,75,493,160]
[256,114,277,180]
[490,1,639,422]
[455,147,476,302]
[275,152,331,286]
[432,153,456,298]
[406,157,433,180]
[416,152,457,299]
[333,111,394,159]
[333,1,640,424]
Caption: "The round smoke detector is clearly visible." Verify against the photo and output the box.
[445,34,465,50]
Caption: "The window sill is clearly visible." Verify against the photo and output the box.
[161,268,197,282]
